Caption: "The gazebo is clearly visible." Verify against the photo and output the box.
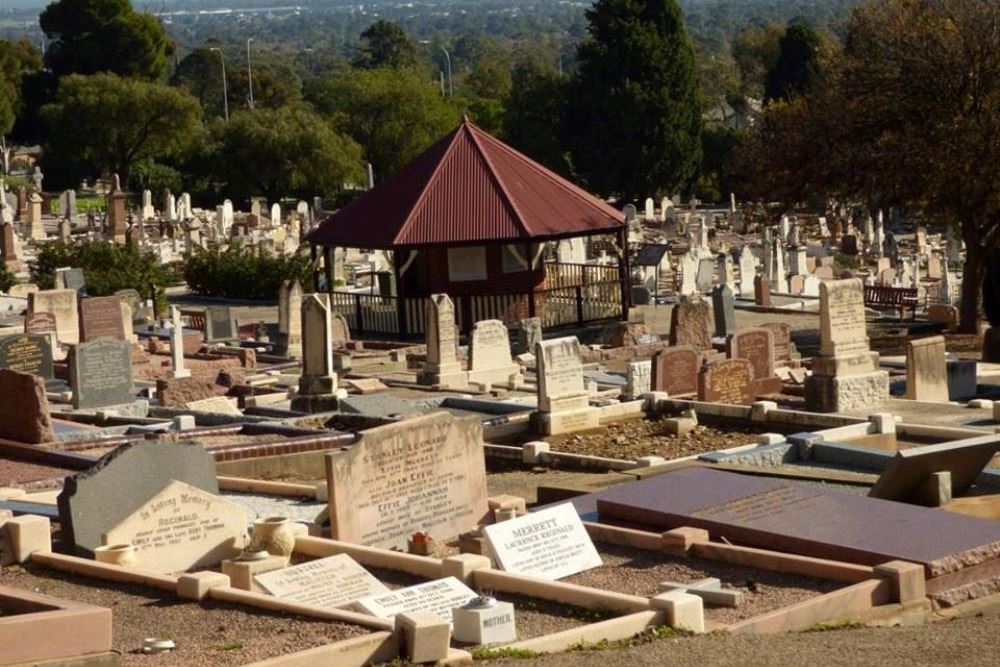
[306,118,629,338]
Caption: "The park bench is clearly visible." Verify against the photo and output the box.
[863,285,919,320]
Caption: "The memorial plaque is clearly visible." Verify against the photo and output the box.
[70,339,133,408]
[593,467,1000,576]
[698,358,753,405]
[353,577,478,623]
[255,554,389,608]
[0,334,52,378]
[103,480,247,573]
[820,279,868,357]
[58,441,218,554]
[651,346,699,395]
[726,328,775,380]
[24,311,56,335]
[205,306,235,341]
[325,412,489,550]
[79,296,126,342]
[483,503,602,580]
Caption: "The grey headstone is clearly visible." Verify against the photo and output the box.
[59,268,87,295]
[0,334,53,379]
[57,440,219,555]
[205,306,236,342]
[70,339,133,408]
[517,317,543,355]
[711,285,735,338]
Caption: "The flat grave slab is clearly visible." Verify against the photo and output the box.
[593,467,1000,576]
[352,576,477,623]
[255,554,389,608]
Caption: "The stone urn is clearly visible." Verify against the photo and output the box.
[94,543,138,567]
[250,516,295,558]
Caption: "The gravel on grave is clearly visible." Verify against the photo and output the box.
[0,564,368,667]
[547,417,770,460]
[562,543,842,625]
[224,492,326,523]
[0,458,73,486]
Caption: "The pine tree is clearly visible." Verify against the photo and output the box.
[566,0,702,201]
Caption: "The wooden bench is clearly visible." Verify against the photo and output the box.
[179,308,207,332]
[864,285,919,320]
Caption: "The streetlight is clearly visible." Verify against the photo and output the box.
[209,47,229,122]
[439,45,453,98]
[419,41,452,98]
[246,37,255,109]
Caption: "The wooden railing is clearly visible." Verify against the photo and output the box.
[325,280,623,338]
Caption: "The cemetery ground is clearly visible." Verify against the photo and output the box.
[6,169,1000,665]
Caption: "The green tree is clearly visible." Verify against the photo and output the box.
[40,73,202,189]
[461,60,512,135]
[354,20,417,69]
[503,58,570,174]
[209,104,363,202]
[0,39,43,172]
[566,0,702,200]
[184,241,312,299]
[764,23,825,103]
[39,0,173,81]
[173,47,301,116]
[740,0,1000,333]
[732,22,785,99]
[306,67,461,180]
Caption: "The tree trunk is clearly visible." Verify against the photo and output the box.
[959,221,982,334]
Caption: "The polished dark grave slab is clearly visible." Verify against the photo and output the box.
[587,467,1000,576]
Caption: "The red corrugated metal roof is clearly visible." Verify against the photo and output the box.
[306,118,625,248]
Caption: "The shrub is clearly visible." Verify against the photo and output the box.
[0,264,15,293]
[31,240,175,311]
[183,241,312,300]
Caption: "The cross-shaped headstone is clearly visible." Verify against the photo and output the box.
[657,577,743,607]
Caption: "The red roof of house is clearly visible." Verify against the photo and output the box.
[306,118,625,248]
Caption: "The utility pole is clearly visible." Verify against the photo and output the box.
[246,37,255,109]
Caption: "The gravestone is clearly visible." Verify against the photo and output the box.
[353,577,478,623]
[517,317,543,355]
[753,274,771,307]
[79,296,126,342]
[276,280,302,357]
[698,358,753,405]
[70,339,134,409]
[255,554,389,608]
[205,306,236,342]
[760,322,793,365]
[738,246,755,298]
[331,313,351,348]
[0,369,54,443]
[421,294,467,389]
[169,306,190,379]
[468,319,522,387]
[905,336,948,402]
[102,480,247,573]
[625,359,652,400]
[870,434,1000,505]
[651,346,699,396]
[0,334,53,378]
[325,412,489,550]
[669,295,712,350]
[291,294,339,412]
[535,337,599,434]
[24,311,56,336]
[57,440,219,555]
[29,289,80,345]
[711,285,735,337]
[57,268,86,294]
[592,467,1000,581]
[483,503,602,580]
[726,328,776,383]
[1,223,18,269]
[805,278,888,412]
[695,257,715,293]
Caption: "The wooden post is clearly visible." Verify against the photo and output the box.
[394,253,407,338]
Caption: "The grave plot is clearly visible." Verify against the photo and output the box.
[0,565,368,667]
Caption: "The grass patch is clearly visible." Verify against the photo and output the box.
[570,625,694,652]
[212,641,245,651]
[803,620,865,633]
[471,647,536,660]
